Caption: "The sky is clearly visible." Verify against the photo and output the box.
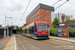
[0,0,75,27]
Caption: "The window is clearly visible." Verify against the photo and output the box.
[38,20,40,21]
[35,25,37,31]
[44,15,46,18]
[49,12,50,14]
[38,16,39,18]
[36,17,37,19]
[36,13,37,15]
[44,20,46,22]
[49,16,50,18]
[29,27,34,33]
[49,21,51,23]
[37,23,48,31]
[31,27,34,32]
[44,11,45,13]
[37,11,39,14]
[25,29,27,33]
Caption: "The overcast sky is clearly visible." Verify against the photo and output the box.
[0,0,75,27]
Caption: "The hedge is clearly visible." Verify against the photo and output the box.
[50,27,75,37]
[50,28,57,36]
[69,27,75,37]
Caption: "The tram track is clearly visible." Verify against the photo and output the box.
[17,37,26,50]
[16,35,42,50]
[16,34,75,50]
[16,36,25,50]
[16,34,60,50]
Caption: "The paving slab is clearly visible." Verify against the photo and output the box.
[9,35,17,50]
[0,36,11,50]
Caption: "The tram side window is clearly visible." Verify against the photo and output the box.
[29,27,34,33]
[25,29,27,33]
[35,25,37,31]
[29,28,32,33]
[32,27,34,32]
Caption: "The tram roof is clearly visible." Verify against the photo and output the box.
[22,21,47,30]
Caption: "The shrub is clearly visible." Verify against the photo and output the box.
[50,28,57,36]
[69,27,75,37]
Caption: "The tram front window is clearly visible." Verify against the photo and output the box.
[37,23,48,31]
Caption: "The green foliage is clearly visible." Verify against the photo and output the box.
[17,27,23,32]
[50,28,57,36]
[64,15,72,22]
[52,17,60,28]
[69,27,75,37]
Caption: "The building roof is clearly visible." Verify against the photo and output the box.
[0,27,7,29]
[26,3,54,19]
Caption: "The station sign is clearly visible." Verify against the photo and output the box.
[57,27,62,36]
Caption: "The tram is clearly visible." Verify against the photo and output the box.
[22,21,49,39]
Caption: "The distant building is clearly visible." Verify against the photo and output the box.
[0,25,2,27]
[61,20,75,26]
[55,13,65,23]
[26,3,55,28]
[22,24,26,27]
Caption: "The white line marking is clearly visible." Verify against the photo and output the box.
[14,35,17,50]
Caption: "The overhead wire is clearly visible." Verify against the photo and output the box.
[55,1,69,9]
[18,0,31,25]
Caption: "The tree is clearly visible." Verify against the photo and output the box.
[17,27,23,32]
[64,15,72,22]
[52,17,60,28]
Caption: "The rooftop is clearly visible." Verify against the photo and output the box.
[26,3,54,19]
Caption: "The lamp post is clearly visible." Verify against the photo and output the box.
[5,16,12,27]
[5,16,12,37]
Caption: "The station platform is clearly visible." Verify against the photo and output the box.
[49,36,75,43]
[4,35,17,50]
[0,36,11,50]
[0,35,17,50]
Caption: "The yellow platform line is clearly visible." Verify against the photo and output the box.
[4,36,13,50]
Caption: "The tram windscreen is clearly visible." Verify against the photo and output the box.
[37,23,48,31]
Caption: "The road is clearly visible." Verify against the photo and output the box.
[15,34,75,50]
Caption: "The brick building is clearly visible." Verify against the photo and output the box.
[61,20,75,26]
[0,25,2,27]
[26,3,54,28]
